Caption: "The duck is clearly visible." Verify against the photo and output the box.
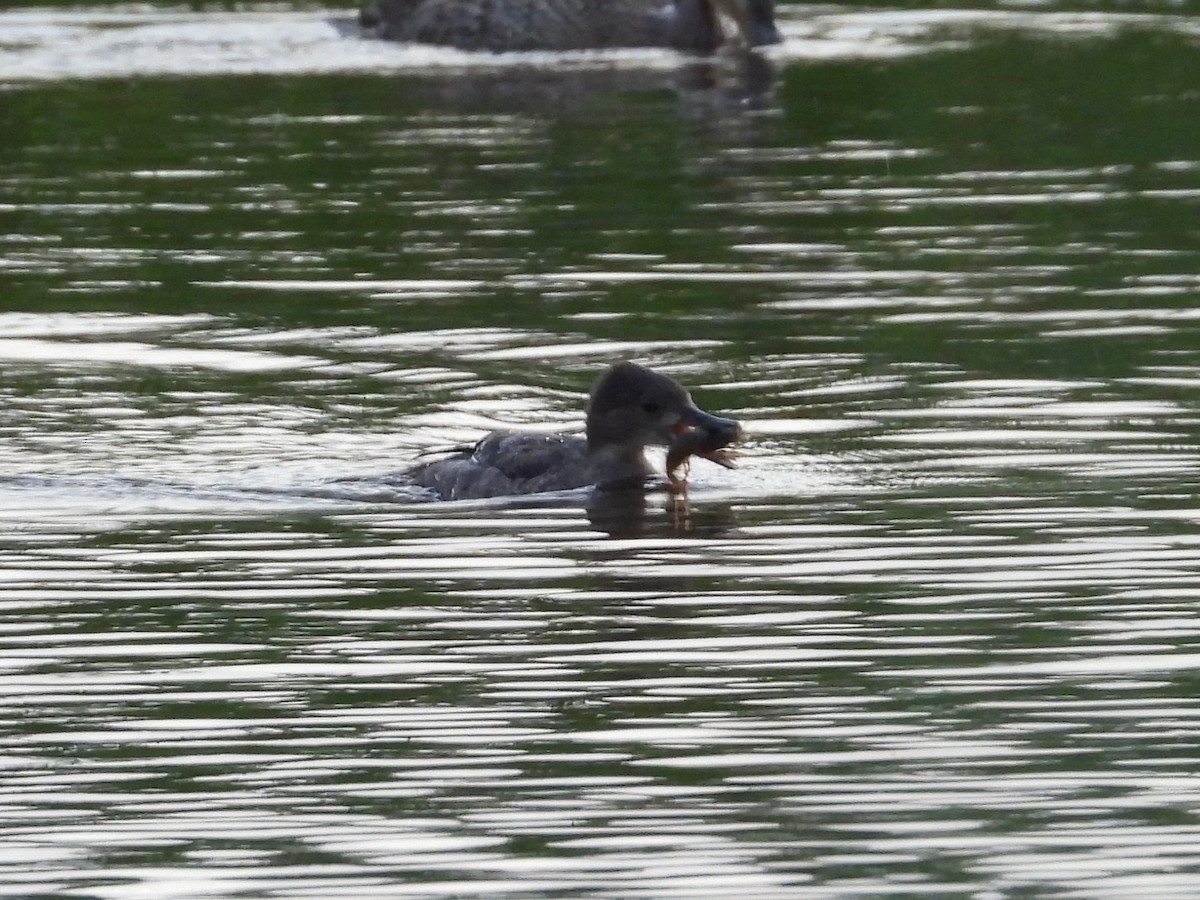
[403,361,742,500]
[358,0,781,54]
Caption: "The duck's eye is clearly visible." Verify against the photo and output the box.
[642,400,662,414]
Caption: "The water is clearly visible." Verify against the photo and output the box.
[4,3,1200,897]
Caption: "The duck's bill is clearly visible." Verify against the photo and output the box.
[667,407,743,475]
[676,406,742,443]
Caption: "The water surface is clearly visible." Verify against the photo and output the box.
[3,4,1200,898]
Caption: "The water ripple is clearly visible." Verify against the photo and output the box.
[4,10,1200,897]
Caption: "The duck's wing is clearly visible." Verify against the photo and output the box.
[405,431,591,500]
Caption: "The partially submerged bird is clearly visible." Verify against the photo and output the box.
[359,0,781,53]
[404,361,741,500]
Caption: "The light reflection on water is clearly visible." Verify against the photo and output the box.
[4,5,1200,899]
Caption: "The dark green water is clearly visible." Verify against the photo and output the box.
[3,5,1200,898]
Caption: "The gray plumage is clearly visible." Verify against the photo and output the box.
[405,432,594,500]
[359,0,781,53]
[402,362,741,501]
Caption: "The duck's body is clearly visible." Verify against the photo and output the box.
[403,362,741,501]
[406,432,593,499]
[359,0,780,54]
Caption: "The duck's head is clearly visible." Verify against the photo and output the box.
[712,0,782,48]
[586,361,742,459]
